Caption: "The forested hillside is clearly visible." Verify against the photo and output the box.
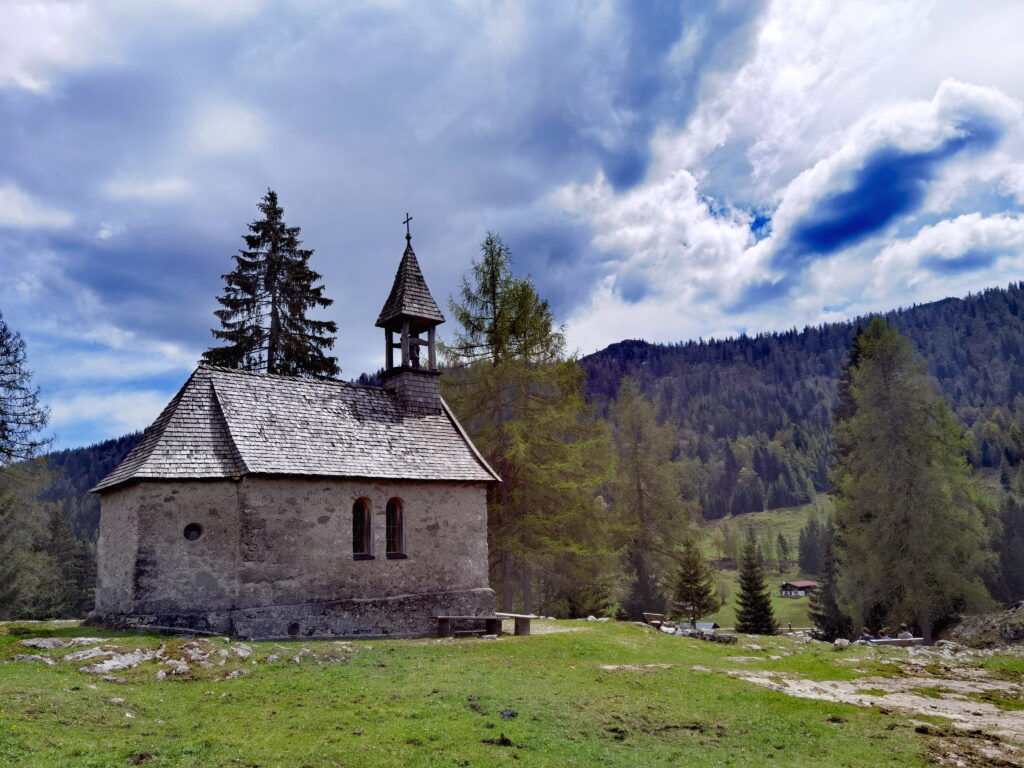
[39,433,139,539]
[37,283,1024,546]
[581,282,1024,519]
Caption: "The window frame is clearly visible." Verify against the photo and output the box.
[352,498,373,560]
[385,498,406,558]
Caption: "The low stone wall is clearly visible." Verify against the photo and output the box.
[89,587,495,640]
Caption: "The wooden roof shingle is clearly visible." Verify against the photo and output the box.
[375,241,445,328]
[91,366,498,492]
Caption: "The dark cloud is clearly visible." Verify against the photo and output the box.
[778,115,1005,269]
[923,249,998,275]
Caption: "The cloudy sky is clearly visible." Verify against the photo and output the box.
[2,0,1024,449]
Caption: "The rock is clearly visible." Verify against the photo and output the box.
[101,676,126,684]
[586,615,598,622]
[20,637,68,650]
[109,697,125,704]
[597,617,612,623]
[481,634,498,640]
[66,647,114,663]
[224,669,248,679]
[12,654,55,665]
[500,709,518,719]
[163,660,190,675]
[155,670,166,681]
[745,644,763,651]
[266,654,279,663]
[834,638,850,650]
[79,649,156,675]
[230,643,252,659]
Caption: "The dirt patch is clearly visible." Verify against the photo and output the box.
[732,669,1024,744]
[599,663,674,672]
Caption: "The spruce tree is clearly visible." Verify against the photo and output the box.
[831,318,996,643]
[671,538,721,627]
[808,537,853,641]
[442,233,614,614]
[0,313,49,465]
[735,535,777,634]
[203,189,339,378]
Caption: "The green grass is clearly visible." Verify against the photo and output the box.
[709,568,815,630]
[700,495,834,630]
[0,620,935,767]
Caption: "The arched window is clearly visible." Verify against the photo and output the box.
[386,498,405,558]
[352,499,372,559]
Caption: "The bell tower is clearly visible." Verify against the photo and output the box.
[375,218,444,415]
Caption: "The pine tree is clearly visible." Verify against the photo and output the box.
[609,377,695,619]
[735,535,777,634]
[808,537,853,641]
[442,233,614,614]
[670,538,721,626]
[832,318,996,643]
[0,313,49,465]
[203,189,339,378]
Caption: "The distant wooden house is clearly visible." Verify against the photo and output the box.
[779,580,817,598]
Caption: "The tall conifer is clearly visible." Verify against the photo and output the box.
[735,535,777,634]
[671,539,721,627]
[808,537,852,641]
[203,189,339,378]
[609,377,695,619]
[831,318,996,643]
[443,233,614,614]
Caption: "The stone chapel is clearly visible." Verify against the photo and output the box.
[89,234,499,639]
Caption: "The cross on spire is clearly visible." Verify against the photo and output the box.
[403,212,413,242]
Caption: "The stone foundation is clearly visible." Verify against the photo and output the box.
[89,587,495,640]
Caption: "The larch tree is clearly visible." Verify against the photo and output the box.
[202,189,339,378]
[442,232,614,615]
[670,538,721,627]
[735,534,777,635]
[831,318,996,643]
[609,377,695,619]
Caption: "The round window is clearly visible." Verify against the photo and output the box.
[183,523,203,541]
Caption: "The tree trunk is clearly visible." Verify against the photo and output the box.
[501,550,513,612]
[521,558,532,614]
[919,610,932,645]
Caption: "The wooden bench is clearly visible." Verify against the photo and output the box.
[495,612,535,636]
[436,615,502,638]
[642,612,676,630]
[869,637,925,647]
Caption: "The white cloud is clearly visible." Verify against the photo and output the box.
[189,102,267,154]
[48,388,170,436]
[104,175,192,200]
[0,184,73,227]
[559,0,1024,355]
[0,0,267,93]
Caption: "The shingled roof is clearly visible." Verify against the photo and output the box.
[375,239,445,328]
[91,366,499,492]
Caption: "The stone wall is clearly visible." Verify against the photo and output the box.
[92,476,493,639]
[383,369,441,414]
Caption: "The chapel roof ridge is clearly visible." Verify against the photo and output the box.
[196,363,380,391]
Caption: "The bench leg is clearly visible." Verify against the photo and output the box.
[438,618,453,638]
[514,617,531,636]
[485,618,502,636]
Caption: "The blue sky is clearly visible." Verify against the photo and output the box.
[2,0,1024,449]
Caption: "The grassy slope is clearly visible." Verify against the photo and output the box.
[702,496,832,630]
[0,621,931,767]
